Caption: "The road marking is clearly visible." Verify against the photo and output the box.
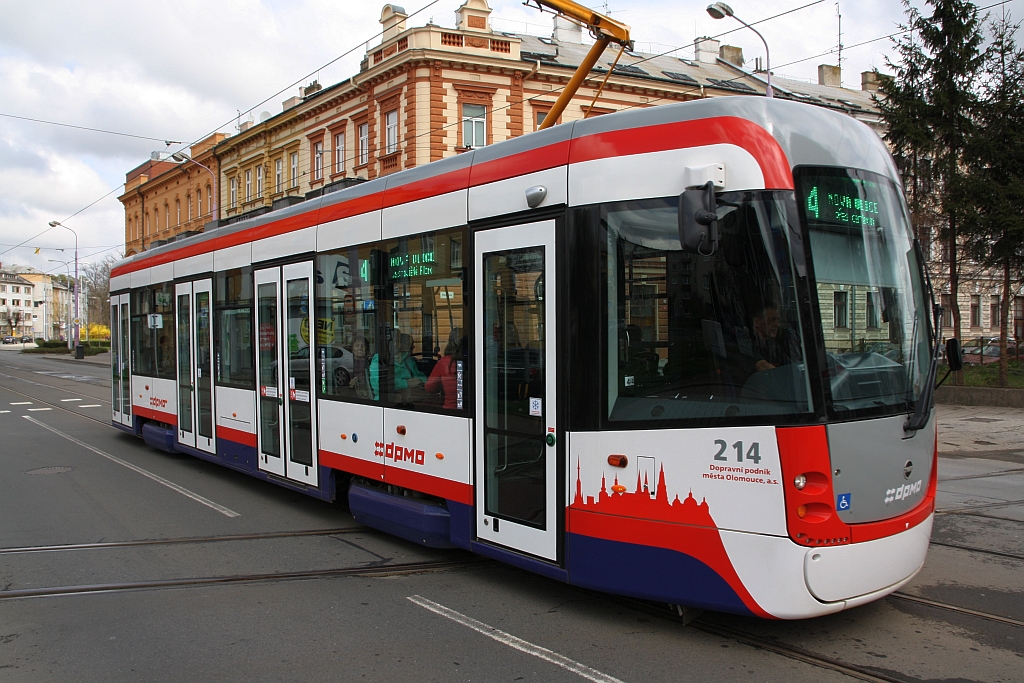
[10,402,32,405]
[408,595,625,683]
[22,416,240,518]
[79,404,102,408]
[26,408,53,412]
[0,410,10,414]
[60,398,82,402]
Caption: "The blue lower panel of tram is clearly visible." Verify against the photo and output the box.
[566,534,755,616]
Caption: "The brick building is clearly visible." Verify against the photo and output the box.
[119,133,225,257]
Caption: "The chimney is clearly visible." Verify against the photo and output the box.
[719,45,744,67]
[695,37,720,65]
[282,96,302,111]
[861,70,886,92]
[553,15,583,44]
[239,121,253,132]
[380,4,408,42]
[818,64,842,87]
[302,80,322,97]
[455,0,492,33]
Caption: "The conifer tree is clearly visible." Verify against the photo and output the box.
[918,0,986,347]
[962,10,1024,386]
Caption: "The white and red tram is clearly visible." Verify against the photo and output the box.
[110,97,939,619]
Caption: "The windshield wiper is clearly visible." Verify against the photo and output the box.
[905,240,941,433]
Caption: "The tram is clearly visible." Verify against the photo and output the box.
[109,97,939,619]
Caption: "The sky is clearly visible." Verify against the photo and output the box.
[1,0,1021,277]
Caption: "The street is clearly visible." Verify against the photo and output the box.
[1,349,1022,682]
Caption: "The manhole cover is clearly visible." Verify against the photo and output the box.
[25,466,74,475]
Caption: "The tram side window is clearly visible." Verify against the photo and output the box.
[130,283,176,379]
[316,244,383,402]
[315,228,468,414]
[600,195,812,423]
[383,228,467,412]
[215,267,255,389]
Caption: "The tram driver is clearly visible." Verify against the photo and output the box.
[750,300,801,372]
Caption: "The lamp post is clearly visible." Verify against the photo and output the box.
[48,220,80,356]
[48,258,72,349]
[706,2,773,98]
[171,152,219,223]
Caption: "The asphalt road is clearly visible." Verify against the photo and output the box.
[1,348,1022,682]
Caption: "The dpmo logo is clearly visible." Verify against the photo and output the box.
[149,396,168,409]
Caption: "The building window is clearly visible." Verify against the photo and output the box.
[146,212,151,234]
[290,152,299,188]
[334,133,345,174]
[175,199,181,226]
[384,110,398,155]
[275,158,283,193]
[165,205,170,231]
[187,195,193,222]
[865,290,880,328]
[246,170,253,201]
[12,286,19,294]
[834,291,849,328]
[12,299,20,306]
[196,190,202,216]
[941,294,952,328]
[230,178,238,209]
[206,185,212,213]
[256,165,263,197]
[462,104,486,148]
[358,123,368,166]
[970,294,981,328]
[991,295,1001,330]
[313,142,323,181]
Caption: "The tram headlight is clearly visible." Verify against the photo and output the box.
[793,474,807,490]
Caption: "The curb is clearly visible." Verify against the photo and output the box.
[935,385,1024,409]
[30,352,111,368]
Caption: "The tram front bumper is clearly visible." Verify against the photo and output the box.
[803,512,934,606]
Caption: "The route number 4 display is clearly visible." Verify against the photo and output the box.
[713,440,761,464]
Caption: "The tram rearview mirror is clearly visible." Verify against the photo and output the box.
[679,181,719,255]
[945,337,963,372]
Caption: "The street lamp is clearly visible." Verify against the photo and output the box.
[706,2,773,98]
[171,152,219,223]
[48,258,72,349]
[48,220,81,355]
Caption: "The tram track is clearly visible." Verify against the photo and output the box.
[0,557,489,601]
[0,362,111,399]
[887,592,1024,628]
[0,526,369,555]
[0,376,113,428]
[929,539,1024,562]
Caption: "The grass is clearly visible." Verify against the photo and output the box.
[939,359,1024,389]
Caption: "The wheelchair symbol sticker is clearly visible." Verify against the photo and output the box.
[837,493,852,511]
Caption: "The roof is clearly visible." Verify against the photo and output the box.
[513,34,876,117]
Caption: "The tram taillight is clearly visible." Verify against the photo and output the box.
[777,426,852,546]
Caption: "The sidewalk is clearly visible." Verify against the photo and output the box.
[0,342,111,367]
[39,351,111,367]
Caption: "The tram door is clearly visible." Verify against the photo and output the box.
[110,293,132,427]
[254,262,319,487]
[474,220,558,562]
[174,280,216,453]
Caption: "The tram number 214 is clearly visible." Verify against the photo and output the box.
[713,440,761,464]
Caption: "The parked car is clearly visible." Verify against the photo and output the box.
[2,336,14,345]
[962,339,1011,362]
[20,335,33,343]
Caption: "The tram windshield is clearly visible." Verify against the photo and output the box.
[796,166,930,417]
[602,192,813,423]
